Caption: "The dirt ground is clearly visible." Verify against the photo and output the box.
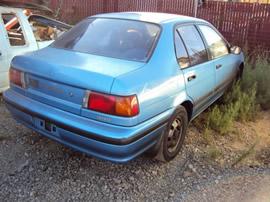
[216,109,270,167]
[0,95,269,201]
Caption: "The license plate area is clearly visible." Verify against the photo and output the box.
[35,117,59,136]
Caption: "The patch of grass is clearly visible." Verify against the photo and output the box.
[203,127,214,145]
[230,128,242,141]
[209,144,222,160]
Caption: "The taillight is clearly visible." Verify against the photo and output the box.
[83,91,139,117]
[88,91,115,115]
[9,67,27,88]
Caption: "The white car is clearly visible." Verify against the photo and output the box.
[0,3,71,93]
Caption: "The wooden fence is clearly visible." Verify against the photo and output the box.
[197,2,270,52]
[46,0,270,51]
[48,0,195,23]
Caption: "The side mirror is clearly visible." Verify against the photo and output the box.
[230,46,242,55]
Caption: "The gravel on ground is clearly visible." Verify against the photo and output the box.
[0,95,269,201]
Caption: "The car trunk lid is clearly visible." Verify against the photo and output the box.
[12,47,146,115]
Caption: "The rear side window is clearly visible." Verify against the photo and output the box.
[199,25,229,59]
[1,13,26,46]
[52,18,161,62]
[174,31,190,69]
[177,25,208,66]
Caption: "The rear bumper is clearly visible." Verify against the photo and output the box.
[3,88,170,163]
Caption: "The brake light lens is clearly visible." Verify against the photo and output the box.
[9,67,27,88]
[88,91,115,115]
[115,95,139,117]
[85,91,139,117]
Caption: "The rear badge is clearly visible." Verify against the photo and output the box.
[69,92,73,97]
[40,84,62,93]
[97,115,111,122]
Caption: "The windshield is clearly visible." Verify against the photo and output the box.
[51,18,161,62]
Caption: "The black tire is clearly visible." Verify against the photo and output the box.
[154,106,188,162]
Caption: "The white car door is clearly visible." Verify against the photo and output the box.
[0,23,9,92]
[0,7,38,92]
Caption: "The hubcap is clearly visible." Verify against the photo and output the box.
[167,117,182,153]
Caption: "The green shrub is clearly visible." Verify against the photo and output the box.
[207,102,239,135]
[195,52,268,136]
[237,83,258,121]
[225,80,258,122]
[207,79,258,134]
[241,54,270,110]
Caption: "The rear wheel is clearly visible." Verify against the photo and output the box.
[154,106,188,162]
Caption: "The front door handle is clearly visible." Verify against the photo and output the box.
[187,75,196,82]
[0,51,2,56]
[216,64,222,69]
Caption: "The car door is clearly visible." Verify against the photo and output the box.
[0,20,8,91]
[0,7,38,92]
[175,24,216,116]
[198,25,237,96]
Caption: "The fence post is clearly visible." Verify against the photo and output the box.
[114,0,119,12]
[195,0,198,17]
[157,0,163,13]
[103,0,108,13]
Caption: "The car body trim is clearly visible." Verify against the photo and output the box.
[193,90,213,106]
[214,76,234,93]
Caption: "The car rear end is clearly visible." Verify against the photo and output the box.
[3,16,168,163]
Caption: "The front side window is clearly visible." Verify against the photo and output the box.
[1,13,26,46]
[174,31,190,69]
[177,25,208,66]
[199,25,229,59]
[52,18,161,62]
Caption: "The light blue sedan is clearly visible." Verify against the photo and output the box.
[3,12,244,163]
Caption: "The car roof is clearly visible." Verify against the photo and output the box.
[91,12,207,25]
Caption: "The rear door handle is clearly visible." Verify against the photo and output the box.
[216,64,222,69]
[187,75,196,82]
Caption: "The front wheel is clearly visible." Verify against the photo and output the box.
[154,106,188,162]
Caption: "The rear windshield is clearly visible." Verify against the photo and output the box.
[51,18,161,62]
